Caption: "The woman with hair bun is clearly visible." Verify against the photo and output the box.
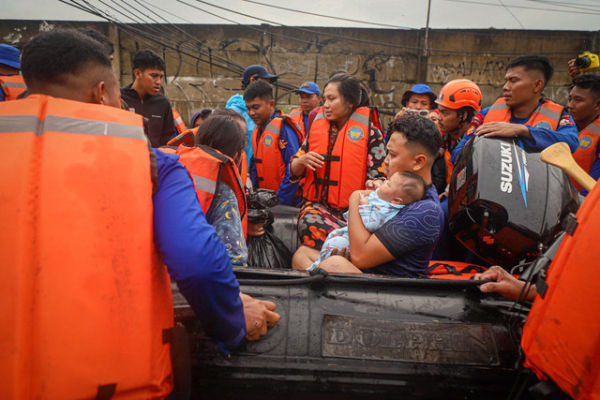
[289,74,386,266]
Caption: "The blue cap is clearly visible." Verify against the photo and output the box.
[409,83,434,95]
[0,44,21,69]
[401,83,437,108]
[242,65,277,87]
[296,81,320,96]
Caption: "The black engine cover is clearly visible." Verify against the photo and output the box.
[448,136,579,267]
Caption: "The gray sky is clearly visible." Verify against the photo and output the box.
[3,0,600,31]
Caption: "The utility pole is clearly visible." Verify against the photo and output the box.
[424,0,432,57]
[418,0,432,83]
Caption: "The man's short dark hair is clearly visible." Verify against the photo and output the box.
[388,114,442,158]
[79,28,114,55]
[572,74,600,99]
[457,106,477,125]
[507,55,554,85]
[21,29,111,86]
[243,80,273,102]
[132,49,165,73]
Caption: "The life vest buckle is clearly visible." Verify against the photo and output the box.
[562,212,578,236]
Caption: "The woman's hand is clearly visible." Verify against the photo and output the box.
[290,151,325,177]
[298,151,325,171]
[247,222,266,237]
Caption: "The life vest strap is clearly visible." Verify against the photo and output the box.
[254,158,263,164]
[314,177,338,186]
[95,384,117,400]
[320,154,340,162]
[162,327,174,344]
[426,262,486,276]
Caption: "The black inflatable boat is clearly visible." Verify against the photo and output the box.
[173,136,580,399]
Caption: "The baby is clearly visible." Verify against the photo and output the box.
[308,171,426,271]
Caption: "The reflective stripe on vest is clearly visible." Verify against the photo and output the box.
[251,114,303,191]
[164,144,247,236]
[0,75,27,101]
[289,108,305,136]
[192,173,217,194]
[172,107,187,134]
[572,118,600,191]
[0,114,147,139]
[0,95,173,399]
[484,97,564,130]
[168,127,198,146]
[303,106,371,209]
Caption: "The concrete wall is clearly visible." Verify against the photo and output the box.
[2,20,598,127]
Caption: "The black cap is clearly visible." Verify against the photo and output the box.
[242,65,277,88]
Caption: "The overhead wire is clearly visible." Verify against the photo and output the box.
[528,0,600,12]
[64,0,241,74]
[244,0,598,40]
[61,0,302,94]
[59,0,578,89]
[190,0,583,55]
[125,0,246,74]
[444,0,600,15]
[497,0,525,29]
[241,0,413,29]
[65,0,587,58]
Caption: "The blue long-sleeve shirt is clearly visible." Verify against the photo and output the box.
[153,148,246,354]
[250,113,302,206]
[451,102,579,164]
[579,118,600,196]
[226,94,256,170]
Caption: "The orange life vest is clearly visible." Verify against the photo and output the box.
[303,106,374,209]
[167,127,248,187]
[521,173,600,400]
[427,261,487,280]
[251,114,303,192]
[0,95,174,399]
[572,117,600,191]
[484,97,564,130]
[160,144,248,237]
[172,107,187,135]
[168,126,197,146]
[0,74,27,101]
[289,107,306,136]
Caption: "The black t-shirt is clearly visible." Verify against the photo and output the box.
[121,85,175,147]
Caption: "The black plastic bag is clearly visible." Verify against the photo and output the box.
[247,229,292,269]
[246,188,292,269]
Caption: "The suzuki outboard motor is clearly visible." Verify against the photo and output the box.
[448,136,579,267]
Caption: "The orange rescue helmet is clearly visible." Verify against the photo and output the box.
[435,79,482,112]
